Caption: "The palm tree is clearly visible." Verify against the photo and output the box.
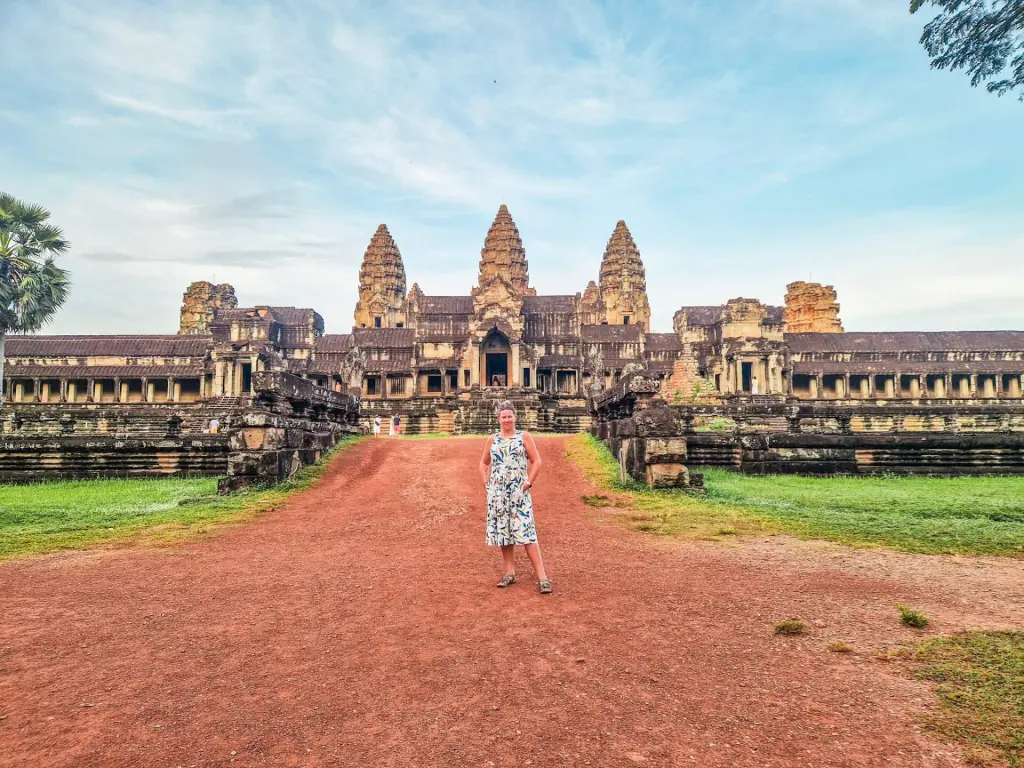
[0,193,72,405]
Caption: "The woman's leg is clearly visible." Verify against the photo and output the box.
[523,542,548,581]
[501,544,515,575]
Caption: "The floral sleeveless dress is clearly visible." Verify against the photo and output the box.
[486,431,538,546]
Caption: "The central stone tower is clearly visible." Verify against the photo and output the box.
[470,205,535,388]
[475,204,534,298]
[354,224,408,329]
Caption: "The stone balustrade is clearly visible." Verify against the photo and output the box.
[591,371,1024,486]
[216,371,361,492]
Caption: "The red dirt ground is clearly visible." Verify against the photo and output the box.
[2,437,1022,767]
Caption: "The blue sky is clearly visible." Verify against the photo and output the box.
[2,0,1022,335]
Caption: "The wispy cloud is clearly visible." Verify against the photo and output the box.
[1,0,1021,334]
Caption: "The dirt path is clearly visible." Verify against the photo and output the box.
[2,437,1022,767]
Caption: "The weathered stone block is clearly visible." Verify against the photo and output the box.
[634,406,683,438]
[227,451,279,477]
[645,463,689,488]
[228,427,286,451]
[644,437,688,464]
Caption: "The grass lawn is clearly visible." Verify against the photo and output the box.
[567,435,1024,557]
[0,437,363,561]
[897,631,1024,767]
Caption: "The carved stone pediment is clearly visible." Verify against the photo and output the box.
[628,374,660,394]
[471,274,524,340]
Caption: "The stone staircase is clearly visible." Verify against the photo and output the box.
[454,389,542,434]
[204,396,254,409]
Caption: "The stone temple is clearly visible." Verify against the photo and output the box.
[4,204,1024,438]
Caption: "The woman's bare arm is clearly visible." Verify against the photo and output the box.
[479,435,495,487]
[522,431,542,487]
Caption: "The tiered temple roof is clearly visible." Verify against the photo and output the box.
[6,335,212,357]
[354,224,407,328]
[478,205,532,296]
[597,220,651,329]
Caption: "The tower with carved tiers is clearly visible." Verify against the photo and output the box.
[597,220,651,330]
[469,205,535,388]
[354,224,408,329]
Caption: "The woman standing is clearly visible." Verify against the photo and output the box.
[479,401,552,594]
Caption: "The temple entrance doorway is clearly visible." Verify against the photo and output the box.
[741,362,752,393]
[486,354,508,387]
[482,330,511,388]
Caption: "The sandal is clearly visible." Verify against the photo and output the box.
[539,579,553,595]
[496,573,516,588]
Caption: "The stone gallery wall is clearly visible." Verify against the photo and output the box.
[0,403,232,482]
[591,372,1024,486]
[0,372,361,487]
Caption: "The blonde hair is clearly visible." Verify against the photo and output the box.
[496,400,517,417]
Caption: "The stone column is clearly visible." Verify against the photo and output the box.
[511,344,521,388]
[41,381,50,403]
[168,377,176,402]
[969,374,978,397]
[93,381,102,402]
[944,374,952,399]
[33,378,41,402]
[811,375,821,399]
[1010,375,1024,398]
[842,374,851,399]
[441,369,448,395]
[996,375,1004,398]
[909,376,921,399]
[470,341,481,388]
[14,381,24,402]
[859,377,870,398]
[140,378,149,402]
[884,376,896,398]
[147,380,156,402]
[114,378,122,402]
[173,381,182,402]
[213,361,225,396]
[60,379,68,402]
[67,381,76,403]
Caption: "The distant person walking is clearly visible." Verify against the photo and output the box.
[392,414,402,437]
[479,401,551,594]
[373,415,382,438]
